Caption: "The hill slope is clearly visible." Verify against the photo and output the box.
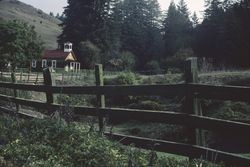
[0,0,62,49]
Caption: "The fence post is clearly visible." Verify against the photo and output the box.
[43,68,54,105]
[20,71,23,82]
[184,57,205,147]
[11,72,19,112]
[62,72,64,82]
[35,72,39,85]
[0,71,2,80]
[27,71,30,83]
[95,64,106,134]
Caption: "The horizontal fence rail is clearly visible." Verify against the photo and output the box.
[2,81,250,101]
[0,82,186,96]
[105,133,249,167]
[190,84,250,102]
[1,59,250,166]
[0,93,250,136]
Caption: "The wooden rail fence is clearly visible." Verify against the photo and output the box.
[0,71,44,84]
[0,58,250,166]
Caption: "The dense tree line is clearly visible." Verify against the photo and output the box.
[195,0,250,67]
[58,0,250,70]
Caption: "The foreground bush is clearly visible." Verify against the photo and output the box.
[0,115,223,167]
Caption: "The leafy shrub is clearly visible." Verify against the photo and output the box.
[203,101,250,121]
[105,72,137,86]
[163,48,194,71]
[116,72,136,85]
[0,116,224,167]
[0,116,143,167]
[201,100,250,152]
[145,60,161,74]
[120,51,136,71]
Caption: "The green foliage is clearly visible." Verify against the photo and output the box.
[59,0,163,69]
[78,41,101,68]
[105,72,137,86]
[0,0,65,49]
[164,48,194,70]
[121,0,163,68]
[106,51,136,71]
[163,0,192,57]
[56,94,89,106]
[204,101,250,121]
[0,20,43,70]
[116,72,137,85]
[58,0,109,57]
[191,12,199,27]
[120,51,136,71]
[145,60,161,74]
[0,116,223,167]
[194,0,250,67]
[0,116,136,167]
[57,0,250,69]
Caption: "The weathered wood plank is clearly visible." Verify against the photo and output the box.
[105,133,250,167]
[0,93,249,136]
[1,81,250,101]
[190,84,250,102]
[0,94,98,116]
[184,57,204,147]
[0,82,186,96]
[11,72,19,112]
[95,64,106,133]
[0,106,36,119]
[101,107,250,136]
[43,68,53,104]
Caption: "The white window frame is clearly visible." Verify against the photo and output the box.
[77,63,81,72]
[42,59,47,68]
[52,60,57,69]
[31,60,37,68]
[70,62,75,70]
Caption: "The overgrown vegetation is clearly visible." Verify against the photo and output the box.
[0,115,223,167]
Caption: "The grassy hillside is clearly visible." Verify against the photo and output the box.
[0,0,62,49]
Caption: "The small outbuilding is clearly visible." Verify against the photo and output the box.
[31,42,81,72]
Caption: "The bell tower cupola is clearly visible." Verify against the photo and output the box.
[64,42,73,52]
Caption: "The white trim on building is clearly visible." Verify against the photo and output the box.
[42,59,47,68]
[31,60,37,68]
[52,60,57,69]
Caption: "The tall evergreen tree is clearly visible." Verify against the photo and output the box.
[58,0,110,63]
[194,0,250,67]
[178,0,190,18]
[104,0,123,61]
[191,12,199,28]
[163,0,192,57]
[194,0,225,62]
[121,0,162,68]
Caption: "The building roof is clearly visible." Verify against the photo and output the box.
[42,50,77,61]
